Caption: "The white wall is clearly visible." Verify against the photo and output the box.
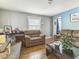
[41,16,51,36]
[52,16,58,35]
[0,9,52,36]
[0,10,28,30]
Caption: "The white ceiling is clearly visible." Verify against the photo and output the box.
[0,0,79,16]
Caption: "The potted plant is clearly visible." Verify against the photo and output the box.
[61,33,73,55]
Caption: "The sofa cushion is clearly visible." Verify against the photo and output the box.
[73,30,79,38]
[30,37,41,40]
[73,42,79,48]
[25,35,31,38]
[24,30,41,37]
[61,30,72,36]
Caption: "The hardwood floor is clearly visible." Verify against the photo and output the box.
[20,45,56,59]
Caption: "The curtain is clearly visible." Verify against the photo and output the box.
[56,17,61,34]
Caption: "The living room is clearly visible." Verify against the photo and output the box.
[0,0,79,59]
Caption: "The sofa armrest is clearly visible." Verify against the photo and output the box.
[40,34,45,37]
[40,34,45,39]
[40,34,45,44]
[25,35,31,39]
[25,35,30,47]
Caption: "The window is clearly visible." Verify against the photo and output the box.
[28,16,41,30]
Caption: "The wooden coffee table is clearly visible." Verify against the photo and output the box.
[46,44,74,59]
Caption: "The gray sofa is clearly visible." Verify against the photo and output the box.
[7,42,22,59]
[61,29,79,41]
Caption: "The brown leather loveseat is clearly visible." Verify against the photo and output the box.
[24,30,45,47]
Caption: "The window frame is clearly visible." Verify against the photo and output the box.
[28,16,41,30]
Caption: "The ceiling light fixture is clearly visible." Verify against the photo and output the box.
[48,0,53,5]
